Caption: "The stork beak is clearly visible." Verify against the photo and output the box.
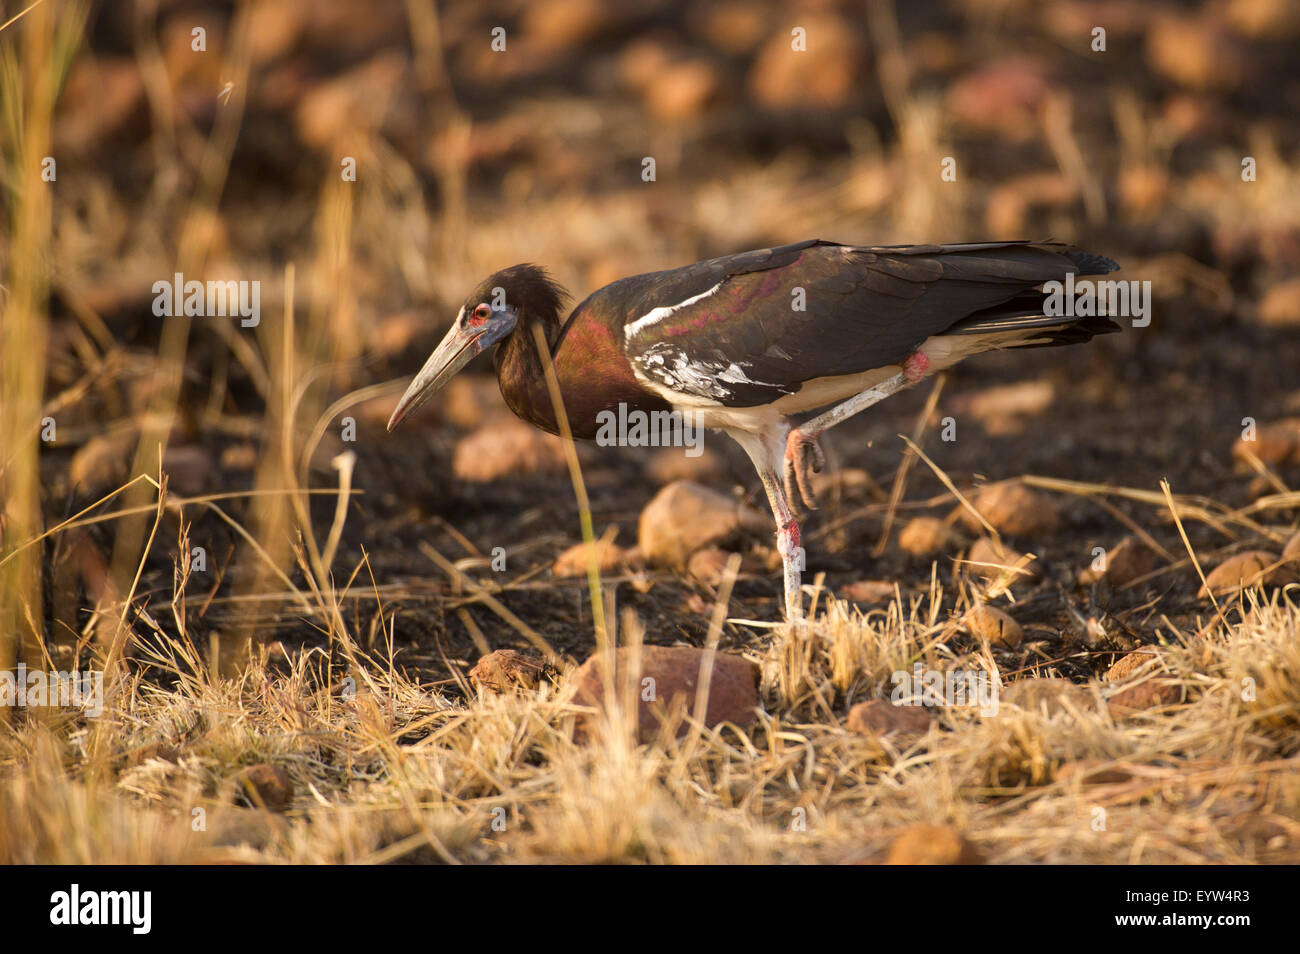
[387,321,484,431]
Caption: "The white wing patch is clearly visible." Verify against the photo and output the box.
[634,342,788,402]
[623,281,723,342]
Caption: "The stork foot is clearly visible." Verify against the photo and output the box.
[783,427,825,512]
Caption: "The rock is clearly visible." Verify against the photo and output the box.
[898,516,959,557]
[844,580,898,605]
[748,14,863,111]
[637,481,767,569]
[1079,536,1158,587]
[452,419,567,483]
[643,56,720,121]
[1146,13,1249,91]
[210,808,291,849]
[962,379,1056,436]
[846,699,932,740]
[1258,278,1300,328]
[1197,550,1282,597]
[1232,418,1300,468]
[963,604,1023,648]
[568,645,760,742]
[1282,532,1300,564]
[947,59,1053,140]
[443,375,509,431]
[686,547,761,585]
[961,482,1060,536]
[1226,0,1300,38]
[553,538,630,578]
[1105,650,1161,682]
[69,431,137,496]
[884,824,982,865]
[1003,678,1095,716]
[232,763,293,812]
[1054,760,1134,785]
[965,538,1040,583]
[1108,679,1181,714]
[468,649,550,693]
[985,172,1076,237]
[645,445,728,486]
[809,467,875,500]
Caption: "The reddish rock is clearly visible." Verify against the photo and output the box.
[898,516,959,557]
[1197,550,1282,597]
[885,824,982,865]
[1232,418,1300,467]
[645,446,729,486]
[963,604,1023,648]
[844,580,899,605]
[846,699,932,740]
[961,482,1060,537]
[468,649,550,693]
[637,481,767,569]
[1054,760,1135,785]
[748,14,863,111]
[965,538,1040,583]
[553,538,630,578]
[1105,650,1161,683]
[1079,536,1159,587]
[1108,679,1181,714]
[686,547,762,585]
[452,419,567,483]
[232,764,293,812]
[569,645,760,742]
[947,59,1053,140]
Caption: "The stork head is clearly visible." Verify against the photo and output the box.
[387,265,567,431]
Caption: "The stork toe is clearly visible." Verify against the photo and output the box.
[784,429,825,511]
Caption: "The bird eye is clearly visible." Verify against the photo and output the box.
[472,304,492,320]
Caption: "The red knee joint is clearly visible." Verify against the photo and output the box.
[778,518,801,551]
[903,350,930,382]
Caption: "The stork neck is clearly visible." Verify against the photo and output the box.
[495,319,561,435]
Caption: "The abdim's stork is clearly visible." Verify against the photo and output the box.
[388,240,1119,621]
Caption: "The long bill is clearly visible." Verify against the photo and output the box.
[386,323,484,431]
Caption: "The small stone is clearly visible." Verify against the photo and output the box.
[963,604,1023,648]
[1281,532,1300,564]
[443,375,509,431]
[965,538,1040,583]
[1232,418,1300,468]
[947,59,1052,140]
[844,580,898,605]
[1258,279,1300,328]
[637,480,767,569]
[1105,650,1161,683]
[898,516,958,557]
[468,649,549,693]
[884,824,982,865]
[553,538,629,578]
[1198,550,1280,597]
[1054,760,1134,785]
[1108,679,1181,714]
[568,645,759,742]
[846,699,932,740]
[452,419,567,483]
[232,763,293,812]
[686,547,759,585]
[643,57,720,121]
[645,446,728,486]
[961,482,1061,537]
[1079,536,1158,587]
[963,379,1056,436]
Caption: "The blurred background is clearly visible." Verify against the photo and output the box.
[2,0,1299,671]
